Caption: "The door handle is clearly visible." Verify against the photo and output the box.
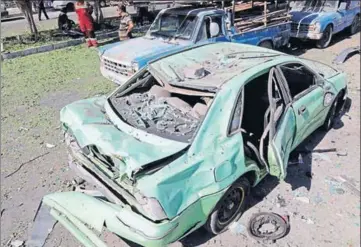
[298,105,307,115]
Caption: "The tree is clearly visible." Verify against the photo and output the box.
[15,0,38,35]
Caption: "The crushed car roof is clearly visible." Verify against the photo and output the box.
[149,42,284,91]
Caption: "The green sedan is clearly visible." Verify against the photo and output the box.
[41,42,348,247]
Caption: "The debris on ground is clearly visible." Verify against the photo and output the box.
[333,46,360,64]
[295,197,310,204]
[336,150,348,157]
[301,216,315,225]
[247,212,289,241]
[45,143,56,148]
[10,240,24,247]
[5,152,50,178]
[276,194,287,208]
[325,175,360,197]
[27,204,57,247]
[312,153,332,163]
[229,221,247,236]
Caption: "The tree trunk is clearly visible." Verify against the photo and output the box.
[15,0,38,35]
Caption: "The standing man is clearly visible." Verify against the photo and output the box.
[117,4,134,41]
[38,0,49,21]
[75,0,98,47]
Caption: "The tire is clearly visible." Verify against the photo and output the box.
[316,25,333,49]
[259,40,273,49]
[205,177,250,235]
[348,15,360,35]
[322,95,339,131]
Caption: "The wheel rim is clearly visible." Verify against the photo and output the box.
[321,28,331,45]
[217,187,244,225]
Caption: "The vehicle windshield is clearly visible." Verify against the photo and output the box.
[290,0,338,12]
[147,12,198,40]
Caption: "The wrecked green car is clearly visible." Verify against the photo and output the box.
[42,43,347,247]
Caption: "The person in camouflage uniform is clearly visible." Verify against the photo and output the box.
[117,4,134,41]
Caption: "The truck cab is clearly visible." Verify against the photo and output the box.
[99,6,291,85]
[289,0,360,48]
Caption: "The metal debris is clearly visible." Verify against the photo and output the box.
[11,240,24,247]
[333,46,360,64]
[45,143,56,148]
[336,150,348,156]
[247,212,289,241]
[27,203,57,247]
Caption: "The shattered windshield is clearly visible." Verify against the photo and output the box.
[147,13,198,40]
[290,0,338,12]
[109,72,213,143]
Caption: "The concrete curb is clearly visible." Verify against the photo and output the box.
[1,30,119,60]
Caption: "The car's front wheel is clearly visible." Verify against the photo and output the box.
[205,177,250,234]
[316,25,333,49]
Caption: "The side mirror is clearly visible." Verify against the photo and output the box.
[209,22,220,37]
[338,2,347,10]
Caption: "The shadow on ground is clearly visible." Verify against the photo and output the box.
[178,97,351,247]
[282,30,360,56]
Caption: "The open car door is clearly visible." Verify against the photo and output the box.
[266,67,297,180]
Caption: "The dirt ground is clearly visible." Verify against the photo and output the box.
[1,31,360,247]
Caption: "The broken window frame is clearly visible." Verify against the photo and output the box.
[227,88,245,135]
[276,61,325,102]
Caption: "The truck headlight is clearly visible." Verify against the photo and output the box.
[309,22,321,32]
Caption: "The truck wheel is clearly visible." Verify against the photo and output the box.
[349,15,360,35]
[322,94,339,131]
[205,178,250,235]
[259,40,273,49]
[316,25,333,49]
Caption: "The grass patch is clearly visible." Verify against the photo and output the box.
[1,45,116,154]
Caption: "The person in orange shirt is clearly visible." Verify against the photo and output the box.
[75,0,98,47]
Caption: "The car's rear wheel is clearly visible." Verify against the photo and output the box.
[259,40,273,49]
[349,14,360,35]
[322,95,339,131]
[316,25,333,49]
[205,177,250,234]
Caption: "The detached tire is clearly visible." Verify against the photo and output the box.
[348,14,360,35]
[259,40,273,49]
[316,25,333,49]
[322,95,339,131]
[205,177,250,235]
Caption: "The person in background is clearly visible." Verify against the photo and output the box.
[58,7,75,31]
[38,0,49,21]
[75,0,98,47]
[117,4,134,41]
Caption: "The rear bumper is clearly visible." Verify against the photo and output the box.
[290,31,323,40]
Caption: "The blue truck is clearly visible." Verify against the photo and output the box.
[98,4,291,85]
[289,0,360,48]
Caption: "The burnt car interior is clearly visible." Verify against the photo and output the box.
[109,71,215,142]
[240,69,286,169]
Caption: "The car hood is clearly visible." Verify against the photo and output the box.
[60,96,188,178]
[290,11,321,24]
[100,37,181,65]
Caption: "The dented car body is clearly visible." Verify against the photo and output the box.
[42,43,347,247]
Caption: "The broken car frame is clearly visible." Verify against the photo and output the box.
[40,42,347,247]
